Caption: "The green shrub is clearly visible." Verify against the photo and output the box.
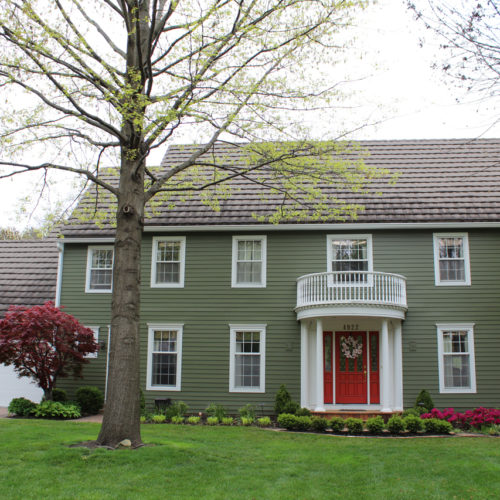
[206,403,226,420]
[415,389,434,412]
[171,415,184,424]
[311,416,329,432]
[366,416,385,435]
[282,401,300,415]
[139,389,146,414]
[8,397,37,417]
[275,384,293,415]
[239,404,256,420]
[277,413,296,430]
[75,386,104,415]
[165,401,189,419]
[187,416,201,425]
[329,417,345,433]
[295,416,312,431]
[221,417,234,426]
[140,415,146,424]
[404,415,424,433]
[52,388,67,403]
[241,416,254,426]
[387,415,405,434]
[345,417,364,434]
[152,414,166,423]
[435,419,454,434]
[206,416,219,425]
[32,401,81,419]
[257,417,272,427]
[402,408,421,418]
[295,407,312,417]
[423,418,441,434]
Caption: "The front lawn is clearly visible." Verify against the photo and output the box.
[1,420,499,499]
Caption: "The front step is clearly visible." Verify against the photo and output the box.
[311,411,402,422]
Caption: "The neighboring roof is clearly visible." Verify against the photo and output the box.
[62,138,500,237]
[0,238,59,316]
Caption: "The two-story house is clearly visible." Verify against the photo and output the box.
[55,139,500,414]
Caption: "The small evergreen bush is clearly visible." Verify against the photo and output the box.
[404,415,424,433]
[295,416,312,431]
[52,388,67,402]
[221,417,234,425]
[311,416,329,432]
[329,417,345,433]
[415,389,434,412]
[345,417,364,434]
[32,401,81,419]
[275,384,293,415]
[423,418,441,434]
[75,386,104,415]
[8,397,37,417]
[257,417,272,427]
[187,416,201,424]
[295,407,312,417]
[282,401,300,415]
[401,408,421,418]
[238,404,256,420]
[166,401,188,419]
[387,415,405,434]
[366,416,385,435]
[152,414,166,423]
[277,413,296,430]
[206,416,219,425]
[206,403,226,420]
[435,419,453,434]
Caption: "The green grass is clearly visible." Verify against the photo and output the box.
[1,420,499,499]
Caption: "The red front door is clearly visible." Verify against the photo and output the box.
[335,332,367,404]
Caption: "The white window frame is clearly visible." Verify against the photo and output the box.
[151,236,186,288]
[84,326,99,359]
[229,324,266,393]
[146,323,183,391]
[326,234,373,286]
[85,246,114,293]
[231,236,267,288]
[433,233,471,286]
[436,323,476,394]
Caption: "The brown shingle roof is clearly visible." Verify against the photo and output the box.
[62,138,500,236]
[0,239,58,316]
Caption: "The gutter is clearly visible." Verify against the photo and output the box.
[55,241,64,307]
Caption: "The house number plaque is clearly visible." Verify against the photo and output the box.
[343,324,359,331]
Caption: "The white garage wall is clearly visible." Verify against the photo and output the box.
[0,365,43,406]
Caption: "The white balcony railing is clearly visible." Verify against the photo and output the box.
[296,271,407,310]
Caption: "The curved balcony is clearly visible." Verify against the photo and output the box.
[296,271,407,320]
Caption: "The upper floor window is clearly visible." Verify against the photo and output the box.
[229,324,266,393]
[433,233,471,286]
[146,324,183,391]
[86,246,113,293]
[436,323,476,393]
[327,234,373,285]
[232,236,267,288]
[151,236,186,288]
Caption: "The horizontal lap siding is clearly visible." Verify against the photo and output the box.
[59,229,500,412]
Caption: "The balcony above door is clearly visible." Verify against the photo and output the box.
[295,271,407,320]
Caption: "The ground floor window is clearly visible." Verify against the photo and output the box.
[146,324,183,391]
[436,323,476,393]
[229,324,266,393]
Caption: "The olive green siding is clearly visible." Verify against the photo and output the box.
[58,229,500,412]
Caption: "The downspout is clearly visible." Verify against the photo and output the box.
[55,241,64,307]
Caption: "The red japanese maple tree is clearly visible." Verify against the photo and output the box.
[0,301,98,400]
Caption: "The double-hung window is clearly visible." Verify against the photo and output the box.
[86,246,114,292]
[436,323,476,393]
[327,234,373,285]
[229,324,266,393]
[433,233,471,286]
[151,236,186,287]
[146,324,183,391]
[232,236,266,287]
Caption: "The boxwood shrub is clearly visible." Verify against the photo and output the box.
[8,397,37,417]
[404,415,423,433]
[345,417,364,434]
[366,416,385,435]
[387,415,405,434]
[311,416,329,432]
[75,386,104,415]
[329,417,345,433]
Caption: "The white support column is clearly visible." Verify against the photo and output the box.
[300,321,309,408]
[393,320,403,411]
[314,318,325,412]
[380,319,392,412]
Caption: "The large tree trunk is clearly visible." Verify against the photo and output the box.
[97,155,144,447]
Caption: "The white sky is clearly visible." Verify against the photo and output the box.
[0,0,498,229]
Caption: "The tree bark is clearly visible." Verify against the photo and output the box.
[97,154,144,447]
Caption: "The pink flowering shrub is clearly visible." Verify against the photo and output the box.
[421,407,500,430]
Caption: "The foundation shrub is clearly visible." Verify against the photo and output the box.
[311,417,329,432]
[238,404,256,420]
[295,416,312,431]
[295,407,312,417]
[415,389,434,412]
[282,401,300,415]
[221,417,234,426]
[171,416,184,424]
[8,397,37,417]
[75,386,104,415]
[152,414,166,424]
[423,418,441,434]
[387,415,405,434]
[329,417,345,433]
[257,417,272,427]
[277,413,296,430]
[32,401,81,419]
[404,414,423,433]
[345,418,363,435]
[206,403,226,421]
[275,384,293,414]
[421,407,500,430]
[240,417,254,426]
[435,419,454,434]
[366,416,385,435]
[166,401,188,419]
[206,416,219,425]
[402,408,421,418]
[51,388,67,403]
[187,416,201,425]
